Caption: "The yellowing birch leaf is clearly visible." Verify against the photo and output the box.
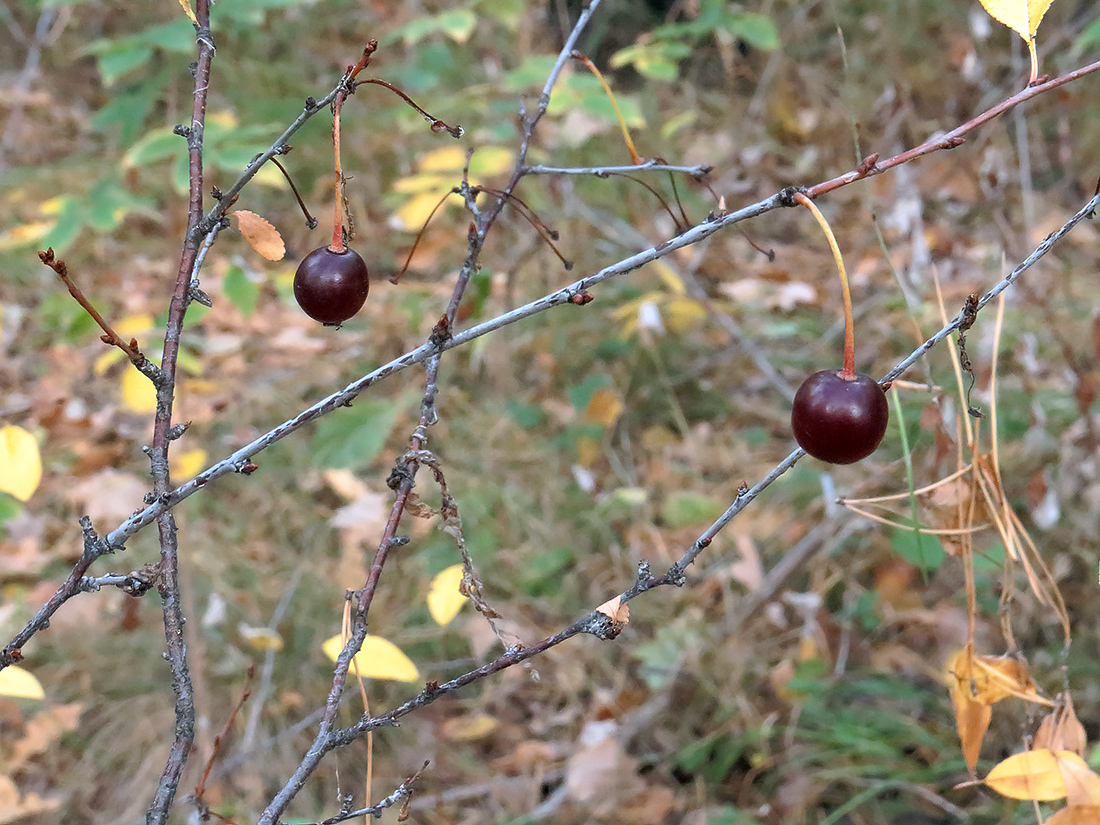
[239,624,284,652]
[977,0,1055,82]
[177,0,198,25]
[233,210,285,261]
[984,749,1067,800]
[121,368,158,414]
[0,426,42,502]
[427,564,466,626]
[170,448,206,481]
[321,634,420,683]
[0,665,45,700]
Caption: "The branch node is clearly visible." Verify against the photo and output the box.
[777,186,804,207]
[167,422,191,441]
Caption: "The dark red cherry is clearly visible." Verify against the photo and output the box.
[791,369,889,464]
[293,246,369,325]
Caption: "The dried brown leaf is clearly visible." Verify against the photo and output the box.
[233,210,285,261]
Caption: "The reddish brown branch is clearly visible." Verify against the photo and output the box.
[38,248,151,368]
[806,59,1100,198]
[192,664,255,819]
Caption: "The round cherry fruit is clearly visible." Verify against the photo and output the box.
[293,246,370,325]
[791,369,889,464]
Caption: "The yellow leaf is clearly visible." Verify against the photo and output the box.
[1054,751,1100,807]
[0,221,52,252]
[985,749,1067,801]
[392,173,456,195]
[38,196,66,216]
[584,387,623,428]
[441,713,498,740]
[978,0,1054,41]
[0,426,42,502]
[651,260,686,295]
[239,624,284,652]
[120,368,158,414]
[664,296,707,334]
[116,313,156,338]
[977,0,1055,81]
[467,147,515,180]
[321,634,420,683]
[427,564,466,626]
[177,0,198,25]
[0,665,45,700]
[170,448,206,482]
[393,192,454,231]
[233,210,285,262]
[93,349,124,376]
[417,145,467,173]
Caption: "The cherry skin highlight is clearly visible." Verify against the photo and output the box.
[791,369,889,464]
[293,246,370,325]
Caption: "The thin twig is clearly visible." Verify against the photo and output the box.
[522,161,712,176]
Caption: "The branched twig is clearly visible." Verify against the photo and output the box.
[145,2,215,821]
[37,248,154,372]
[306,761,429,825]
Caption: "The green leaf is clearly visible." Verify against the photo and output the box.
[724,12,779,51]
[309,397,405,470]
[44,196,86,253]
[1073,15,1100,52]
[436,9,477,43]
[890,527,945,573]
[660,491,725,529]
[222,265,259,317]
[124,128,184,169]
[94,44,154,86]
[92,86,158,146]
[504,400,545,429]
[610,42,691,81]
[567,375,610,412]
[0,492,21,532]
[86,178,156,232]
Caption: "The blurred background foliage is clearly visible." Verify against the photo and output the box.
[2,0,1100,823]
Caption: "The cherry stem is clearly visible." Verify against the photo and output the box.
[359,79,463,138]
[330,97,345,253]
[793,192,856,379]
[327,42,379,254]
